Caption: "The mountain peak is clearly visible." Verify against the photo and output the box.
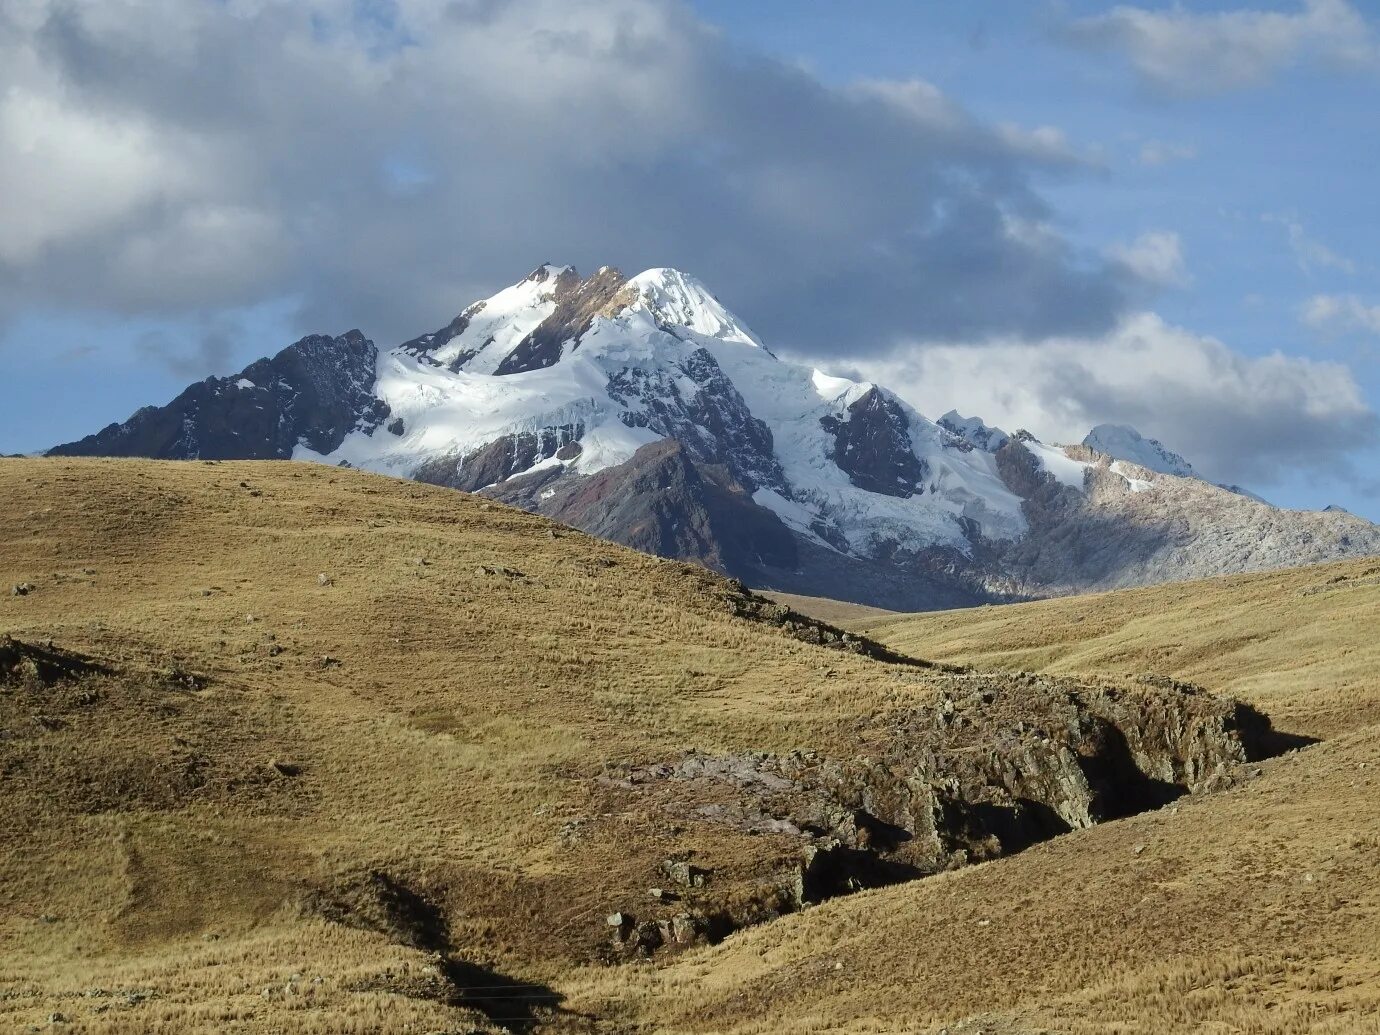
[524,263,575,283]
[1082,423,1195,478]
[624,267,765,349]
[939,410,1011,453]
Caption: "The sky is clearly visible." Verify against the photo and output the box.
[1,0,1377,516]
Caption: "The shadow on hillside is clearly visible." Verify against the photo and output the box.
[441,958,570,1033]
[1256,727,1320,757]
[302,868,580,1032]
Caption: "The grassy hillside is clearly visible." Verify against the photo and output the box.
[854,558,1380,741]
[3,457,1378,1034]
[0,457,941,1032]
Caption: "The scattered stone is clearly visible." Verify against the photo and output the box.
[629,920,663,953]
[48,1013,66,1024]
[667,913,706,946]
[475,564,525,579]
[269,759,302,778]
[267,643,284,657]
[1133,844,1147,855]
[317,573,333,587]
[605,911,627,928]
[318,655,341,669]
[11,582,33,596]
[648,887,675,901]
[663,860,710,888]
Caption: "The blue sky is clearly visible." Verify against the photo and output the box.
[2,0,1377,516]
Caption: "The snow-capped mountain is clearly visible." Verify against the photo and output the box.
[50,264,1380,609]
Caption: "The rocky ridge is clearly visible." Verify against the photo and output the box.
[591,671,1286,957]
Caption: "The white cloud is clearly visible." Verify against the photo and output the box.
[0,87,199,264]
[1302,294,1380,335]
[1138,140,1197,166]
[1263,213,1357,275]
[843,312,1375,486]
[1065,0,1379,96]
[1110,231,1190,287]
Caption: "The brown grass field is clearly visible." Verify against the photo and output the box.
[3,456,1379,1034]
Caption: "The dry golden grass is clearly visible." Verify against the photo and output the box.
[854,557,1380,741]
[761,591,897,626]
[5,456,1380,1034]
[0,457,934,1032]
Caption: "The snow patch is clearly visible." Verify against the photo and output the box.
[1111,460,1154,494]
[1028,441,1091,492]
[574,421,663,475]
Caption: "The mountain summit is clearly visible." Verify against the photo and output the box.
[50,265,1380,608]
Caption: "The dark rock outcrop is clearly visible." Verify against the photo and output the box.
[398,303,485,369]
[50,331,388,460]
[820,387,927,497]
[609,346,784,492]
[413,423,584,493]
[493,439,799,576]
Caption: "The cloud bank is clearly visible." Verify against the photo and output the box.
[845,313,1376,487]
[0,0,1144,354]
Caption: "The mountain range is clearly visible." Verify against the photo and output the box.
[51,264,1380,609]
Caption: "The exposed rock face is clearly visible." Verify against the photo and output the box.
[630,675,1270,873]
[495,266,628,374]
[820,387,927,497]
[939,410,1011,453]
[398,304,486,370]
[595,672,1285,954]
[992,441,1380,595]
[495,439,799,576]
[50,331,388,460]
[300,870,448,952]
[413,423,584,493]
[608,346,783,491]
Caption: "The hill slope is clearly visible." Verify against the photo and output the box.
[563,560,1380,1034]
[855,557,1380,741]
[3,458,1378,1033]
